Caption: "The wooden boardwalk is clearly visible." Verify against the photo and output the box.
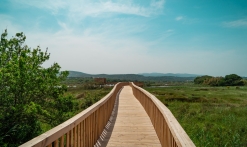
[20,83,195,147]
[95,86,161,147]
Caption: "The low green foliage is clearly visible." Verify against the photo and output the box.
[145,86,247,146]
[194,75,213,84]
[194,74,245,86]
[65,86,112,110]
[244,79,247,85]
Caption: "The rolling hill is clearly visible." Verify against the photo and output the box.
[139,73,200,77]
[67,71,196,82]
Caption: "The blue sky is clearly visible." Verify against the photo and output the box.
[1,0,247,76]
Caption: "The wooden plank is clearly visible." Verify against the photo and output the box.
[70,129,73,147]
[73,127,76,147]
[66,132,69,147]
[54,139,58,147]
[95,86,161,147]
[60,135,64,147]
[80,123,82,146]
[78,123,80,147]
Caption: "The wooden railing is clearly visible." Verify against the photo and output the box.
[130,82,195,147]
[20,82,128,147]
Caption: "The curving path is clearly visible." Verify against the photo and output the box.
[95,86,161,147]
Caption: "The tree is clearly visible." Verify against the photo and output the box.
[223,74,244,86]
[203,77,224,86]
[194,74,245,86]
[243,79,247,85]
[0,30,69,146]
[194,75,212,84]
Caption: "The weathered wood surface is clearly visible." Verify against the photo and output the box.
[95,86,161,147]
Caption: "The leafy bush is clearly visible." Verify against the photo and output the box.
[243,79,247,85]
[223,74,244,86]
[194,75,213,84]
[203,77,224,86]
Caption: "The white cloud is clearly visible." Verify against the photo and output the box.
[166,29,173,32]
[11,0,165,19]
[223,18,247,28]
[0,15,155,74]
[76,1,150,17]
[57,21,72,33]
[151,0,165,9]
[175,16,183,21]
[174,16,200,24]
[0,14,23,35]
[24,31,157,74]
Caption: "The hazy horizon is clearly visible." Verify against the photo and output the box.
[67,70,246,77]
[1,0,247,77]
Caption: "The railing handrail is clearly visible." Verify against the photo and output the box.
[20,82,128,147]
[130,82,195,147]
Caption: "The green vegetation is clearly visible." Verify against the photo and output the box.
[0,30,71,146]
[244,79,247,85]
[41,86,112,132]
[65,85,112,112]
[194,75,213,84]
[194,74,245,86]
[0,30,111,147]
[145,86,247,146]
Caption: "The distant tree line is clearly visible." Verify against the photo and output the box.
[194,74,245,86]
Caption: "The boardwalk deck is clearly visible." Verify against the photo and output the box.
[95,86,161,147]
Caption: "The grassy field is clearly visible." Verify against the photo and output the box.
[145,86,247,147]
[66,85,113,110]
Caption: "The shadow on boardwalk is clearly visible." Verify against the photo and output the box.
[94,88,122,147]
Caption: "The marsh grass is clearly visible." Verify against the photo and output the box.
[145,86,247,146]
